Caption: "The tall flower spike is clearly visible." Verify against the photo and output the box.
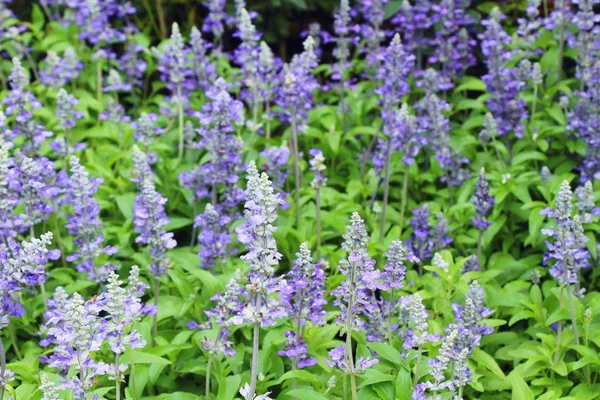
[333,0,352,82]
[65,156,116,282]
[540,180,591,287]
[279,243,327,367]
[132,146,176,277]
[309,149,327,188]
[0,143,23,242]
[259,144,290,193]
[200,269,245,357]
[233,162,285,399]
[479,8,528,138]
[202,0,227,48]
[376,34,415,115]
[51,89,85,157]
[194,203,232,270]
[471,168,494,230]
[190,26,217,91]
[42,291,109,398]
[3,58,52,154]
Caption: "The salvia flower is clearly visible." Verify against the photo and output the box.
[132,146,176,277]
[201,269,245,357]
[399,294,436,350]
[516,0,542,56]
[131,113,164,163]
[119,41,147,88]
[190,77,245,208]
[99,97,130,124]
[331,212,381,338]
[381,240,418,290]
[332,0,353,82]
[40,49,83,88]
[471,168,494,230]
[416,329,460,396]
[194,203,232,270]
[9,154,60,229]
[0,143,23,242]
[326,345,379,374]
[232,162,286,327]
[65,156,116,282]
[575,181,600,223]
[39,374,60,400]
[1,232,58,329]
[102,268,147,381]
[103,69,132,93]
[280,242,327,332]
[202,0,227,47]
[190,26,217,91]
[309,148,328,188]
[479,8,528,138]
[259,144,290,193]
[276,36,319,132]
[235,9,261,113]
[278,330,317,368]
[376,34,415,115]
[51,89,85,157]
[3,57,52,154]
[42,291,109,398]
[540,180,591,286]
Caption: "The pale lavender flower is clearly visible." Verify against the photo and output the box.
[40,49,83,88]
[0,144,24,242]
[132,146,176,277]
[190,26,217,91]
[260,145,290,193]
[326,345,379,374]
[202,0,227,47]
[232,162,286,327]
[65,156,116,282]
[119,41,147,88]
[471,168,494,230]
[309,149,328,188]
[194,203,232,270]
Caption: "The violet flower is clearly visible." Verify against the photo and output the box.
[132,146,176,277]
[259,144,290,194]
[479,8,528,138]
[194,203,232,270]
[279,243,327,367]
[40,49,83,88]
[471,168,494,231]
[65,156,117,282]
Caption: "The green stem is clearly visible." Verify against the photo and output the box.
[8,325,20,360]
[477,229,483,270]
[291,114,301,228]
[265,102,271,139]
[399,170,409,237]
[553,287,565,365]
[248,295,262,399]
[387,289,395,346]
[413,348,422,386]
[96,61,103,102]
[567,286,580,345]
[205,355,212,398]
[155,0,167,38]
[531,84,538,126]
[380,138,392,243]
[316,187,322,259]
[177,83,184,162]
[115,353,121,400]
[131,348,136,400]
[0,337,5,400]
[152,277,159,346]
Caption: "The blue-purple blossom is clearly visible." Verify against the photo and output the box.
[3,57,53,154]
[42,290,109,398]
[407,205,453,264]
[471,168,494,230]
[9,154,60,229]
[200,269,245,357]
[119,41,147,88]
[194,203,232,270]
[276,36,319,133]
[51,89,85,157]
[376,34,415,115]
[0,144,24,242]
[132,146,177,277]
[99,97,131,124]
[234,9,261,114]
[331,212,381,351]
[390,0,432,54]
[360,0,387,71]
[540,180,591,287]
[202,0,227,48]
[65,156,116,282]
[131,113,164,163]
[326,344,379,374]
[332,0,354,81]
[1,232,58,329]
[399,294,437,350]
[279,330,317,368]
[260,145,290,193]
[449,280,493,350]
[516,0,542,56]
[429,0,475,78]
[309,149,328,188]
[232,162,286,327]
[190,26,217,91]
[479,8,528,138]
[280,242,327,328]
[40,49,82,88]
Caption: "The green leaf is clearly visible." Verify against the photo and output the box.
[367,342,403,366]
[120,350,172,365]
[284,389,329,400]
[455,78,486,92]
[509,372,534,400]
[395,367,412,400]
[472,348,506,378]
